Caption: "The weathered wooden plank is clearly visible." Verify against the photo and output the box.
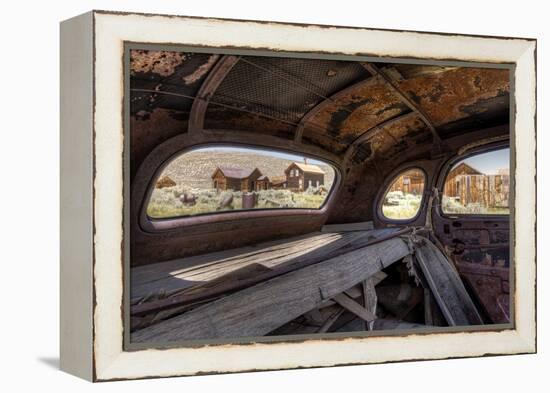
[131,231,356,298]
[132,229,400,296]
[132,231,343,289]
[131,228,407,316]
[413,236,483,326]
[319,271,386,309]
[333,293,376,322]
[363,278,378,330]
[131,237,410,343]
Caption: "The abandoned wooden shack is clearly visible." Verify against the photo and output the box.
[129,51,512,344]
[270,175,288,190]
[444,163,510,208]
[211,166,263,192]
[254,175,270,190]
[285,162,325,191]
[388,170,425,195]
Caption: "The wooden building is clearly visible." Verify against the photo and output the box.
[444,163,509,208]
[444,163,482,197]
[389,170,425,195]
[212,167,263,192]
[255,175,270,191]
[270,176,287,190]
[285,162,325,192]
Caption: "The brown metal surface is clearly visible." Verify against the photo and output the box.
[362,62,442,145]
[129,50,510,264]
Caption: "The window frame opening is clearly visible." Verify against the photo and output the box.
[140,143,341,230]
[378,167,428,223]
[438,145,510,218]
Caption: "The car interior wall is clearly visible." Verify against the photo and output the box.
[128,50,511,267]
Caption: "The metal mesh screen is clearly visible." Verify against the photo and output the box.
[209,56,369,125]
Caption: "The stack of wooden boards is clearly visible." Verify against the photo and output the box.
[130,227,482,344]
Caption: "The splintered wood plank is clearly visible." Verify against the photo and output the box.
[131,227,408,316]
[363,278,378,330]
[333,293,376,322]
[131,236,410,343]
[414,236,483,326]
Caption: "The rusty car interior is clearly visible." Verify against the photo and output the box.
[128,49,511,345]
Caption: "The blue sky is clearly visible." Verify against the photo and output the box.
[459,148,509,175]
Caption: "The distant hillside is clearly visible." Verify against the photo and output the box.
[161,150,335,190]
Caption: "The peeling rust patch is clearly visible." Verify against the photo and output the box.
[396,67,510,128]
[130,50,186,76]
[304,78,409,144]
[182,54,220,84]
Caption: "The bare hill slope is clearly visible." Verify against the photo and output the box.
[161,150,335,190]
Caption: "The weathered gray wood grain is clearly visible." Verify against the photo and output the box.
[131,228,405,315]
[363,278,378,330]
[132,237,410,343]
[413,236,483,326]
[333,293,376,322]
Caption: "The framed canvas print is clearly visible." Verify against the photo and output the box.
[60,10,537,381]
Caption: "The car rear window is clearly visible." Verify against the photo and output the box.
[146,146,337,219]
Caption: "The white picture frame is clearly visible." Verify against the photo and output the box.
[60,10,536,381]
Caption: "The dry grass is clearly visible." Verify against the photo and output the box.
[381,191,422,220]
[441,196,509,215]
[147,187,327,218]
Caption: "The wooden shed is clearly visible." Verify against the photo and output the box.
[389,170,425,195]
[444,163,482,197]
[254,175,270,191]
[212,167,263,192]
[270,176,288,190]
[444,163,509,208]
[284,162,325,192]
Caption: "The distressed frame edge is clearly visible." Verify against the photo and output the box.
[59,11,95,381]
[90,11,537,381]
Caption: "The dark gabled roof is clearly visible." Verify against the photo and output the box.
[213,166,260,179]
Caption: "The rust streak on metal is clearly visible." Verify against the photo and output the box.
[362,62,443,145]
